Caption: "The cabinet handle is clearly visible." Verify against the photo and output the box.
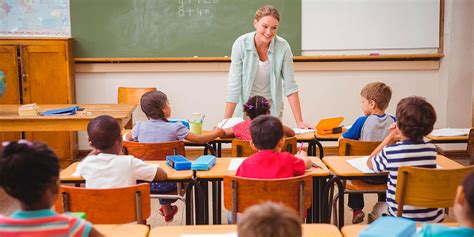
[22,74,28,82]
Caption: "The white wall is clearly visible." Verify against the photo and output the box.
[75,0,472,149]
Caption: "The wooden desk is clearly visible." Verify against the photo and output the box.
[322,155,463,228]
[150,224,342,237]
[341,223,459,237]
[0,104,135,132]
[94,224,149,237]
[295,132,342,158]
[426,134,469,144]
[195,157,331,225]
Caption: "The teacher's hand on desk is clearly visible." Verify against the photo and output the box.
[296,121,313,129]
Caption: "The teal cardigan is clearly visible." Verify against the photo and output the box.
[226,32,298,118]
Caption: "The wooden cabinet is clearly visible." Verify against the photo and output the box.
[0,38,76,168]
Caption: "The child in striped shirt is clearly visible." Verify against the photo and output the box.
[367,96,443,222]
[0,140,103,237]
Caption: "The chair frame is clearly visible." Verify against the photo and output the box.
[231,137,299,157]
[223,174,312,223]
[117,87,157,128]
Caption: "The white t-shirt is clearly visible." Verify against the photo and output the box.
[74,153,157,188]
[250,59,272,99]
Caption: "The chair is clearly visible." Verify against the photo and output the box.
[330,138,384,225]
[395,166,474,217]
[223,174,312,223]
[117,87,157,128]
[231,137,298,157]
[122,140,186,160]
[55,183,150,224]
[436,128,474,165]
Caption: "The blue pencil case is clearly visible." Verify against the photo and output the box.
[360,216,415,237]
[166,155,192,170]
[192,155,216,171]
[41,106,80,116]
[168,118,190,129]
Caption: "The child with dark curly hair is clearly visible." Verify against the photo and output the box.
[0,140,103,237]
[223,95,295,141]
[367,96,442,222]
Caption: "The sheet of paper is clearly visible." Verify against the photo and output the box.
[430,128,469,137]
[347,156,375,173]
[292,128,316,134]
[182,233,237,237]
[228,158,245,171]
[217,118,244,129]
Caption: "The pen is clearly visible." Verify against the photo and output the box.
[312,162,322,169]
[297,142,304,154]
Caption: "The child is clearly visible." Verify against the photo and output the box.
[238,202,302,237]
[342,82,395,224]
[417,172,474,236]
[223,95,295,140]
[126,90,224,144]
[75,115,174,221]
[368,96,443,222]
[124,91,224,222]
[236,115,311,178]
[0,140,103,237]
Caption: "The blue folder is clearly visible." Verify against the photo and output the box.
[168,118,190,129]
[192,155,216,171]
[41,106,80,116]
[360,216,416,237]
[166,155,191,170]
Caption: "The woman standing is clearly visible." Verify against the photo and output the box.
[224,5,310,128]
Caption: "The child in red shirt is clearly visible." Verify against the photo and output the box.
[236,115,311,178]
[224,96,295,141]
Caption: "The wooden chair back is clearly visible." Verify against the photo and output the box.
[231,139,256,157]
[122,140,186,161]
[467,128,474,165]
[282,137,298,154]
[117,87,157,105]
[338,138,381,156]
[223,174,312,223]
[395,166,474,217]
[55,183,151,224]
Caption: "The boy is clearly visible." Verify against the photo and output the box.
[0,140,103,236]
[236,115,311,178]
[368,96,443,223]
[238,202,302,237]
[342,82,395,223]
[76,115,167,188]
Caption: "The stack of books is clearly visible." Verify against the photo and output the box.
[18,103,39,116]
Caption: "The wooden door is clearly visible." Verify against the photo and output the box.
[20,43,77,167]
[0,45,21,143]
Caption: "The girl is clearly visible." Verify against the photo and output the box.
[0,140,103,237]
[126,91,224,222]
[223,95,295,140]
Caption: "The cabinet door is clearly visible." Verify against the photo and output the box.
[0,45,21,143]
[20,44,77,167]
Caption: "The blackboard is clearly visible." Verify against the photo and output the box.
[71,0,301,58]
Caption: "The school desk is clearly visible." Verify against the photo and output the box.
[321,155,464,228]
[94,224,149,237]
[0,104,135,132]
[426,134,469,144]
[59,161,200,225]
[149,224,342,237]
[341,223,459,237]
[195,157,330,225]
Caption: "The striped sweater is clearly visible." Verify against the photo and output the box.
[371,140,444,222]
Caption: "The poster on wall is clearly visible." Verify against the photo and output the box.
[0,0,71,37]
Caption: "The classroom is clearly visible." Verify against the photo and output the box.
[0,0,473,236]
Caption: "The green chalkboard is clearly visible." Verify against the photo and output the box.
[70,0,301,58]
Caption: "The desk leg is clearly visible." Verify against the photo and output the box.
[188,178,206,225]
[211,180,222,224]
[315,139,324,158]
[218,143,222,157]
[313,177,327,223]
[198,180,209,224]
[336,178,344,228]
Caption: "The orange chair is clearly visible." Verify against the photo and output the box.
[117,87,157,129]
[122,140,186,160]
[283,137,298,154]
[55,183,150,224]
[223,174,312,223]
[395,166,474,217]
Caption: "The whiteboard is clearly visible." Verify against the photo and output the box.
[302,0,440,55]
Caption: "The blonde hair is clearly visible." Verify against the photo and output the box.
[360,82,392,110]
[238,202,302,237]
[255,5,280,22]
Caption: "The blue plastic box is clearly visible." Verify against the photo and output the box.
[166,155,192,170]
[192,155,216,171]
[360,216,416,237]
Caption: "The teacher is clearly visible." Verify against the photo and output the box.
[224,5,310,128]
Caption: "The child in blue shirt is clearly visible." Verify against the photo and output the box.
[416,172,474,237]
[125,90,224,222]
[342,82,395,224]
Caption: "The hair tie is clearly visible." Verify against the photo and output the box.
[2,140,33,148]
[244,104,254,110]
